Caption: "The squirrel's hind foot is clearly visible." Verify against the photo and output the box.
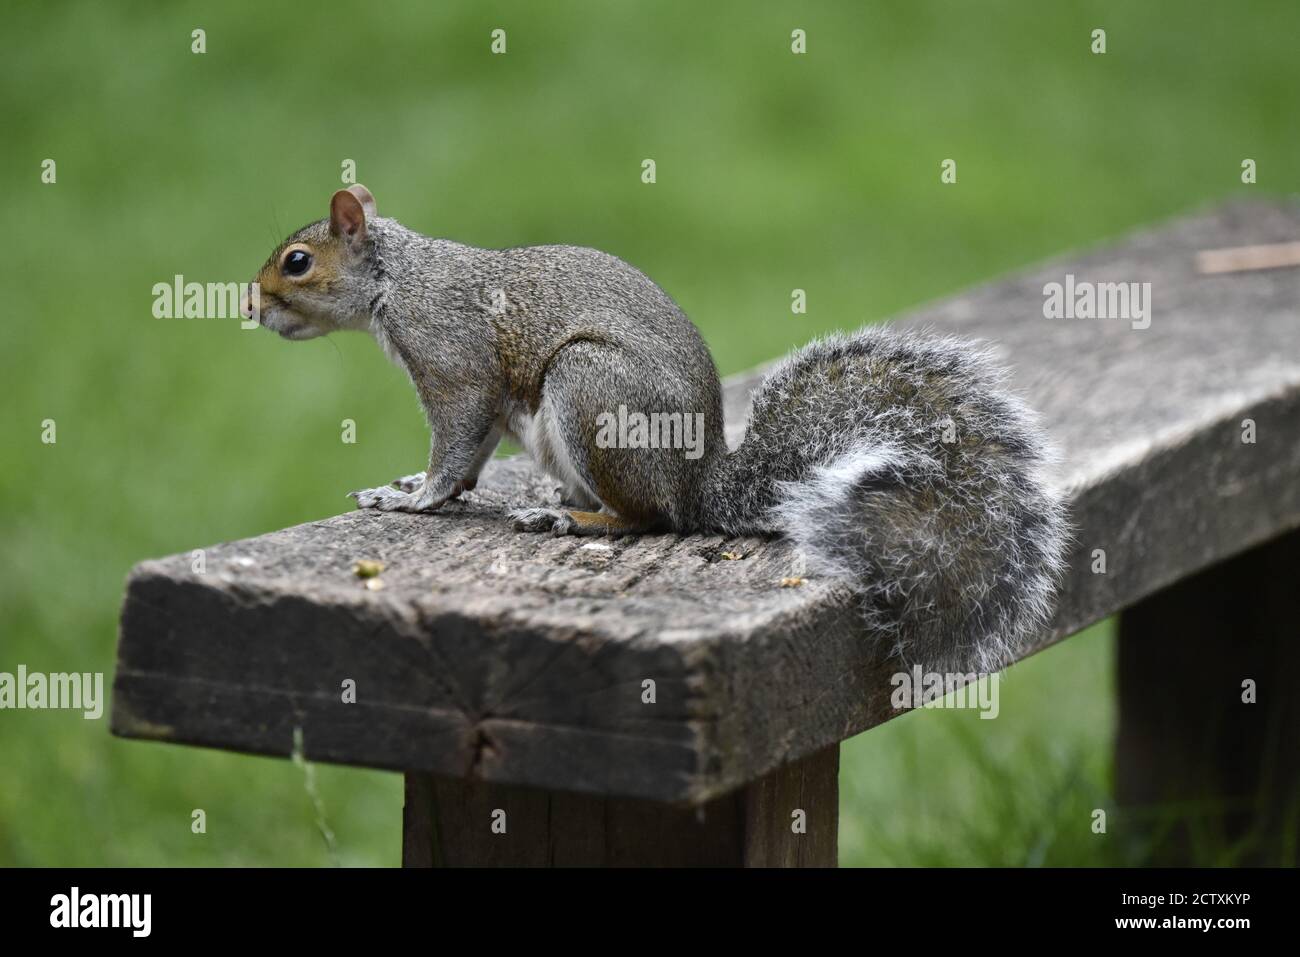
[510,507,649,537]
[510,507,574,534]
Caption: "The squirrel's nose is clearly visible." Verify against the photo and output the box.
[239,294,256,319]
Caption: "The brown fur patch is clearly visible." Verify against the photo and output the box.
[563,511,653,535]
[256,236,345,302]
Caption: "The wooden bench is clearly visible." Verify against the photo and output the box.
[111,200,1300,866]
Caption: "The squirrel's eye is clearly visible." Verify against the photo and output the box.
[283,250,313,276]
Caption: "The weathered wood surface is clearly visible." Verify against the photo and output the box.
[112,199,1300,803]
[403,744,838,867]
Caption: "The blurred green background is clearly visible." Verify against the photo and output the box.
[2,1,1296,866]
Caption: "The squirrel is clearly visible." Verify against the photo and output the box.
[242,185,1068,672]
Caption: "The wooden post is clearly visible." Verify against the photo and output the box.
[402,745,839,867]
[1116,530,1300,865]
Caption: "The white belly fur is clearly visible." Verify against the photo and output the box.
[507,398,603,509]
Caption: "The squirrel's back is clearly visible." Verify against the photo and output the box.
[377,227,723,421]
[703,327,1068,673]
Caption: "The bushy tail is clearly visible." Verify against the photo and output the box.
[702,326,1068,673]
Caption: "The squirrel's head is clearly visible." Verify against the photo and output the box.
[241,184,383,340]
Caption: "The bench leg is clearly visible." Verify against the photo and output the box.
[1116,529,1300,865]
[401,744,839,867]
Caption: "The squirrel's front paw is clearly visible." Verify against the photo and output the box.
[391,472,426,494]
[350,485,409,511]
[349,485,444,513]
[390,474,476,498]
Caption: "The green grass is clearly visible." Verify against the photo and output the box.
[841,624,1118,867]
[1,0,1297,866]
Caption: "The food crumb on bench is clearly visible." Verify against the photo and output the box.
[353,559,385,579]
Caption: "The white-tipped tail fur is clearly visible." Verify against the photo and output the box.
[704,326,1069,674]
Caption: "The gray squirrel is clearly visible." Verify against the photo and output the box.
[243,185,1067,671]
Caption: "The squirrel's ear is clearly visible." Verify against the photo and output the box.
[330,189,367,243]
[346,184,377,218]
